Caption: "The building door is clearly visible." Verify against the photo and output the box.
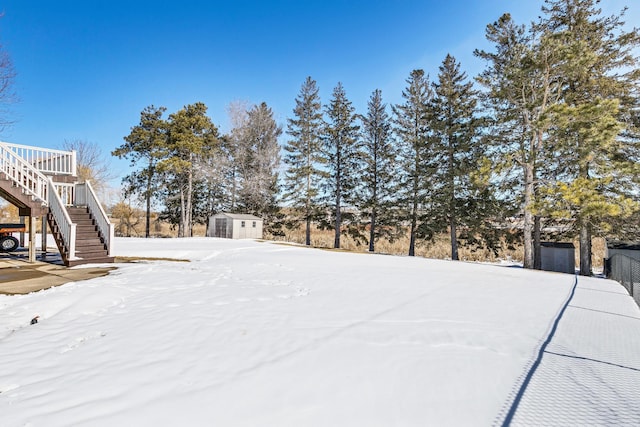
[215,218,228,238]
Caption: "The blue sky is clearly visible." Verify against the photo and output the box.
[0,1,637,189]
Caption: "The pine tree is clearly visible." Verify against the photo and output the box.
[430,54,483,260]
[538,0,640,275]
[360,89,398,252]
[475,13,563,269]
[283,77,325,246]
[392,70,435,256]
[323,82,361,249]
[114,105,168,238]
[162,102,220,237]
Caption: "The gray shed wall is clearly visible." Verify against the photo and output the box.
[207,214,263,239]
[540,244,575,274]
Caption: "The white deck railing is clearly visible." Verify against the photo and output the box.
[0,141,50,203]
[76,181,114,256]
[54,182,75,206]
[48,177,76,260]
[2,141,113,260]
[0,141,76,176]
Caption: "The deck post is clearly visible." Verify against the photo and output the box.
[28,216,36,263]
[41,216,47,253]
[19,216,25,247]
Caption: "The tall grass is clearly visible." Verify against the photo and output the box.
[269,225,523,262]
[112,216,604,268]
[268,224,605,268]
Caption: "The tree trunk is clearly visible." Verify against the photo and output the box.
[305,157,312,246]
[579,221,591,276]
[230,167,237,210]
[334,149,341,249]
[522,163,535,269]
[369,208,376,252]
[144,194,151,238]
[370,141,378,253]
[179,187,186,238]
[448,143,458,261]
[145,160,154,238]
[450,217,458,261]
[409,196,417,257]
[186,168,193,237]
[533,215,542,269]
[334,197,341,249]
[579,163,591,276]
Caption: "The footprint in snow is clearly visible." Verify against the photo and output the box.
[60,332,107,354]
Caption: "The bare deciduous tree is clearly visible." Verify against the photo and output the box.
[62,139,116,197]
[0,39,17,132]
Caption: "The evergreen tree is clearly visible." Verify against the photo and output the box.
[322,82,361,249]
[538,0,640,275]
[114,105,168,238]
[360,89,398,252]
[430,54,484,260]
[283,77,325,246]
[161,102,220,237]
[475,13,563,269]
[392,70,435,256]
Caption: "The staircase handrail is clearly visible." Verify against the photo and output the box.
[77,180,114,256]
[0,141,76,176]
[0,141,50,203]
[47,177,76,260]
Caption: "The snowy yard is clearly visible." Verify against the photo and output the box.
[1,237,639,426]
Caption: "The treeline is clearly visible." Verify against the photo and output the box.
[113,101,282,238]
[114,0,640,275]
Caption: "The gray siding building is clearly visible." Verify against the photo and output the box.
[207,213,263,240]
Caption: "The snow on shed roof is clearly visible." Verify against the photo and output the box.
[213,213,263,221]
[607,240,640,250]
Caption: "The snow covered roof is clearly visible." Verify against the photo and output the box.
[213,212,262,221]
[540,241,575,249]
[607,240,640,250]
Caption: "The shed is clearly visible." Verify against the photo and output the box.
[207,213,263,240]
[605,240,640,261]
[540,242,575,274]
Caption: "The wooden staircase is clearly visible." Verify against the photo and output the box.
[0,176,48,217]
[48,206,114,267]
[1,141,114,266]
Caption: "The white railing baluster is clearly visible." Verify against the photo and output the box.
[80,181,114,256]
[1,141,113,261]
[0,141,77,176]
[0,141,49,204]
[47,177,76,260]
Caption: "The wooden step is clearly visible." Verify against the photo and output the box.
[67,256,114,267]
[75,240,107,249]
[47,205,114,267]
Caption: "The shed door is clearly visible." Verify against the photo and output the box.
[215,219,228,238]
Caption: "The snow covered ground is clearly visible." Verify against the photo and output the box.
[1,237,639,426]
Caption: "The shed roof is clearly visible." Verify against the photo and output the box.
[213,213,263,221]
[606,240,640,250]
[541,241,575,249]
